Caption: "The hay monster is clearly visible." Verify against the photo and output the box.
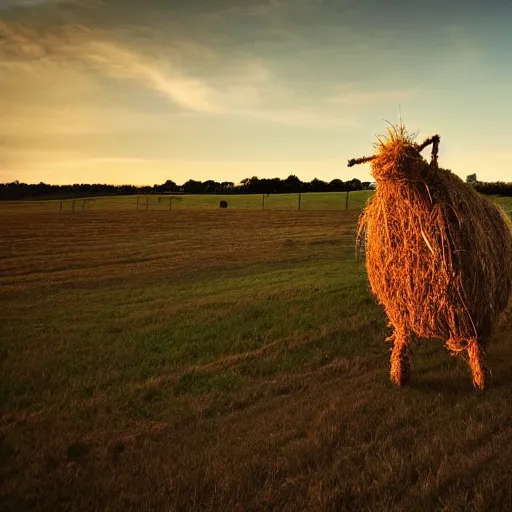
[349,124,512,390]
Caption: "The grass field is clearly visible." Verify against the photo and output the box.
[1,195,512,511]
[2,190,510,217]
[0,191,373,213]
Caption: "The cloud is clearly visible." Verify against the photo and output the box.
[0,21,221,112]
[0,0,57,9]
[82,42,282,115]
[83,41,220,113]
[0,18,362,129]
[0,21,94,60]
[0,20,261,112]
[219,0,285,18]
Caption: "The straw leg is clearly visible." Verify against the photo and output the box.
[467,339,486,391]
[388,328,411,387]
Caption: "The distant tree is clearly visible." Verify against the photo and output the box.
[219,181,234,193]
[312,178,329,192]
[163,180,178,192]
[268,178,283,194]
[203,180,220,193]
[240,176,261,194]
[182,179,204,194]
[466,174,478,185]
[259,178,274,195]
[329,179,345,192]
[283,174,302,193]
[347,178,362,191]
[474,180,512,196]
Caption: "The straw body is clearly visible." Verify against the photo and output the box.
[355,126,512,389]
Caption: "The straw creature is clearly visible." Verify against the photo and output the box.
[349,123,512,390]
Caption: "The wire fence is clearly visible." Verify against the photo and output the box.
[0,191,375,213]
[2,192,510,219]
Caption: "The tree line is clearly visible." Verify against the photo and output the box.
[1,174,511,201]
[0,176,372,201]
[465,174,512,196]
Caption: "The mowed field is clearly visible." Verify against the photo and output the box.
[1,194,512,511]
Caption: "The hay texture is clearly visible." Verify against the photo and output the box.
[350,124,512,390]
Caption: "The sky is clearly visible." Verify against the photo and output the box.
[1,0,512,186]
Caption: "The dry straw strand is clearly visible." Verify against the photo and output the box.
[350,123,512,390]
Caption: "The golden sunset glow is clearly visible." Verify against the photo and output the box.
[1,0,511,185]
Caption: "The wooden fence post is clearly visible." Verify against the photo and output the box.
[82,200,86,211]
[59,201,63,213]
[72,200,75,213]
[345,190,349,210]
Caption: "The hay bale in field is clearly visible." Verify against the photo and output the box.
[348,123,512,390]
[219,200,228,208]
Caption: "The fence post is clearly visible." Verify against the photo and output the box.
[262,194,265,211]
[59,201,63,213]
[298,192,302,210]
[169,198,172,211]
[72,200,75,213]
[82,200,86,211]
[345,190,349,210]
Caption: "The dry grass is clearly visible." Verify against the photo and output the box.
[1,208,512,511]
[354,124,512,390]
